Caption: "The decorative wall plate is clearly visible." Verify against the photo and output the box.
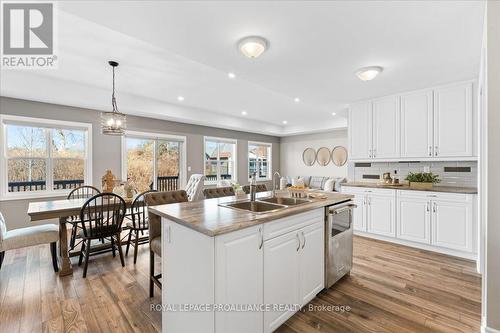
[316,147,331,166]
[331,146,348,166]
[302,148,317,166]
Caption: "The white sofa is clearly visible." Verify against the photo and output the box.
[285,176,346,192]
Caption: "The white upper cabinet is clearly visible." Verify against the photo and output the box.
[400,90,433,158]
[348,81,475,160]
[372,96,400,159]
[433,82,473,157]
[348,101,372,159]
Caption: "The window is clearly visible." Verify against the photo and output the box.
[248,142,272,181]
[122,131,185,193]
[0,115,92,199]
[204,137,237,184]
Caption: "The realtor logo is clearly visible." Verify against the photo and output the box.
[1,2,57,68]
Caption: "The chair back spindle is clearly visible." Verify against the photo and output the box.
[80,193,126,239]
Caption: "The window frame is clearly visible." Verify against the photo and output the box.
[0,115,92,201]
[121,130,187,191]
[248,141,272,182]
[203,136,238,185]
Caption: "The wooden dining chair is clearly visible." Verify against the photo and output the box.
[203,186,235,199]
[145,190,189,297]
[125,190,156,264]
[66,185,101,251]
[77,193,126,278]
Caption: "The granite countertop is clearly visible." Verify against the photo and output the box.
[342,182,478,194]
[148,191,353,237]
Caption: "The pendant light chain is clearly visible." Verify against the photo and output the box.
[112,65,118,113]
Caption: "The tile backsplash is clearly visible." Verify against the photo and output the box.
[349,161,477,188]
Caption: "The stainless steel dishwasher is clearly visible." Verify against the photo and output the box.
[325,201,357,288]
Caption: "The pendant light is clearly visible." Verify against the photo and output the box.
[101,61,126,135]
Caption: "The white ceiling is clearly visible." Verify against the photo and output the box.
[0,1,485,136]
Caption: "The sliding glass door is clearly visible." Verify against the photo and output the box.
[123,134,183,192]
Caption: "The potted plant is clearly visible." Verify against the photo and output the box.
[405,172,440,189]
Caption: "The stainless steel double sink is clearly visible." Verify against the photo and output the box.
[219,196,311,214]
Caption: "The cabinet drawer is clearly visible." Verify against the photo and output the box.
[263,209,323,241]
[343,186,395,196]
[398,190,472,202]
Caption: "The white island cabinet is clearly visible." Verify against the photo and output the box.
[160,208,325,333]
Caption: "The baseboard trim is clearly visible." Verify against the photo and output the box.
[482,325,500,333]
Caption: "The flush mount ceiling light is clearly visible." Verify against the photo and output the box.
[101,61,126,136]
[294,97,300,103]
[331,112,337,116]
[355,66,384,81]
[177,96,185,101]
[282,120,288,125]
[238,36,269,59]
[228,72,236,79]
[241,110,247,116]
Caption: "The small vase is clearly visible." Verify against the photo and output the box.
[409,182,433,189]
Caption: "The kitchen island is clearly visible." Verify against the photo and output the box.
[149,191,353,333]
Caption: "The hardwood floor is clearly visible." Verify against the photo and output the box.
[0,236,481,333]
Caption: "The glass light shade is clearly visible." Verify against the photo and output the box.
[238,36,268,58]
[101,111,126,135]
[355,66,383,81]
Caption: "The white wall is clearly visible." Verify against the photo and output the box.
[485,1,500,331]
[280,129,348,178]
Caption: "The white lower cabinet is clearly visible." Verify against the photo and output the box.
[215,225,264,333]
[397,195,431,244]
[263,230,300,332]
[342,188,395,236]
[432,198,473,252]
[367,192,396,237]
[263,218,324,333]
[342,186,477,259]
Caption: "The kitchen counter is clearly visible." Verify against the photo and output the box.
[149,191,353,236]
[342,182,477,194]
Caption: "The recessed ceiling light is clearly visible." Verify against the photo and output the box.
[177,96,184,101]
[228,72,236,79]
[282,120,288,125]
[331,112,337,116]
[238,36,269,59]
[355,66,384,81]
[294,97,300,103]
[241,110,247,116]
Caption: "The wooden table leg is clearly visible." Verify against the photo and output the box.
[58,217,73,276]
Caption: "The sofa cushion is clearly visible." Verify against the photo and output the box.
[309,176,327,189]
[323,178,335,192]
[0,212,6,242]
[299,176,311,187]
[333,177,346,192]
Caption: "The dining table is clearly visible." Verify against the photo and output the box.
[27,195,135,277]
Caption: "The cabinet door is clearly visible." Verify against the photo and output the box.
[433,82,473,157]
[432,200,473,252]
[397,196,431,244]
[215,225,263,333]
[372,96,400,159]
[400,90,433,158]
[349,101,372,159]
[351,195,366,232]
[367,194,396,237]
[264,231,300,333]
[298,222,324,306]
